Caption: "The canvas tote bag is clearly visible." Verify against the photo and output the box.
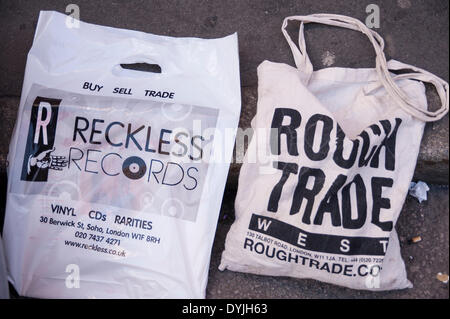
[220,14,448,290]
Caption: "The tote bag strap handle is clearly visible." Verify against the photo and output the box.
[281,14,449,122]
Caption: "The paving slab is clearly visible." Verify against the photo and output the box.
[0,0,448,92]
[3,182,448,299]
[0,0,448,183]
[207,184,449,299]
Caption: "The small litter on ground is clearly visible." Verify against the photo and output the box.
[409,181,430,203]
[436,273,449,284]
[408,236,423,244]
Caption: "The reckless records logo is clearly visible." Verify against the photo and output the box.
[21,96,68,182]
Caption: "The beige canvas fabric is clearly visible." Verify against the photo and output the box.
[219,14,448,290]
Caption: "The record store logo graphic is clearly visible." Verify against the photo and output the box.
[21,96,68,182]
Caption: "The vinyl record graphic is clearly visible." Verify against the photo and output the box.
[122,156,147,180]
[140,192,155,210]
[161,198,185,218]
[161,102,192,122]
[47,180,81,201]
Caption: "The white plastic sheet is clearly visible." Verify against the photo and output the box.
[0,236,9,299]
[409,181,430,203]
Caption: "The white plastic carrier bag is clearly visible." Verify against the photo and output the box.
[0,236,9,299]
[3,11,241,298]
[220,14,448,290]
